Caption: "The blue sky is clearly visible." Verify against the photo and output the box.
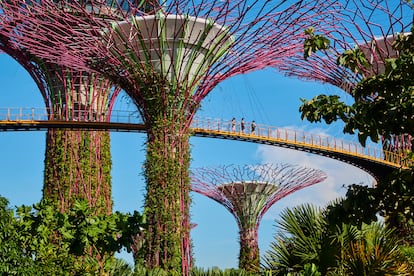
[0,54,375,268]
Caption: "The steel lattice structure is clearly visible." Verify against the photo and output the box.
[0,0,339,273]
[191,164,327,271]
[280,0,413,89]
[277,0,413,154]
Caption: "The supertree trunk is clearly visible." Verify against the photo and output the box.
[37,65,115,270]
[44,129,112,214]
[134,75,193,272]
[40,64,115,213]
[144,121,191,272]
[239,227,259,272]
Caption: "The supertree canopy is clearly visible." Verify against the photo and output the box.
[277,0,413,154]
[191,164,327,271]
[0,0,339,273]
[279,0,413,88]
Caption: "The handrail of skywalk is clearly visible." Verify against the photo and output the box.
[0,107,411,169]
[0,107,141,124]
[191,118,412,169]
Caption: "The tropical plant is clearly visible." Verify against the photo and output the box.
[109,258,134,276]
[0,196,38,275]
[190,267,261,276]
[263,202,412,275]
[263,204,337,275]
[325,170,414,245]
[289,263,321,276]
[400,245,414,268]
[338,223,411,275]
[0,195,145,275]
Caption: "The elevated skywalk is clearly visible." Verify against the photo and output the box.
[191,119,409,180]
[0,107,410,179]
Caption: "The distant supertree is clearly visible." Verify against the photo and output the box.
[0,2,142,214]
[0,0,338,273]
[277,0,413,154]
[191,164,327,272]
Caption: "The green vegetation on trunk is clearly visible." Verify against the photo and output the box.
[43,129,112,214]
[134,74,192,274]
[239,227,260,272]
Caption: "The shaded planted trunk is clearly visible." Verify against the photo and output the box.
[125,70,194,274]
[142,118,191,274]
[43,129,112,214]
[239,226,260,272]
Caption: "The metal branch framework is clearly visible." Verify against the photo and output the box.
[279,0,413,90]
[0,0,340,273]
[191,164,327,271]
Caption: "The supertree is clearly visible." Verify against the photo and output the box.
[0,0,339,273]
[277,0,413,155]
[0,2,143,214]
[0,2,139,271]
[191,164,327,271]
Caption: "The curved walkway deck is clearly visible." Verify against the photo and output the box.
[0,107,410,179]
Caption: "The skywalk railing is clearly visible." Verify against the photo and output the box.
[191,118,413,169]
[0,107,142,124]
[0,107,411,169]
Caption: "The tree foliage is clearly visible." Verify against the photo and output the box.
[263,204,337,275]
[0,197,38,275]
[0,196,145,275]
[303,27,330,60]
[326,168,414,245]
[301,26,414,146]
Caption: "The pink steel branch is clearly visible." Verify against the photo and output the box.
[279,0,413,91]
[191,164,327,230]
[0,3,125,120]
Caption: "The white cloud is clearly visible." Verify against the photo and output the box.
[256,141,375,221]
